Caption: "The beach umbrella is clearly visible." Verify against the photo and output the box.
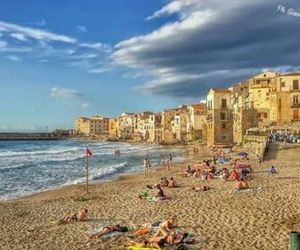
[237,151,248,157]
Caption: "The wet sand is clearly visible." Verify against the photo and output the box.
[1,143,300,249]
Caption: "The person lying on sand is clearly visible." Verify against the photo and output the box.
[269,166,277,174]
[88,224,128,240]
[183,165,195,177]
[235,178,249,191]
[160,177,169,187]
[126,236,165,250]
[192,185,210,192]
[155,217,176,237]
[63,208,88,223]
[168,177,179,188]
[222,168,230,180]
[229,169,240,180]
[165,231,195,245]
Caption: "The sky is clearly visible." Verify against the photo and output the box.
[0,0,300,131]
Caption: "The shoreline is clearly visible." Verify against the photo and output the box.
[0,143,192,202]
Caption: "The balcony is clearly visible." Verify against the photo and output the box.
[291,103,300,108]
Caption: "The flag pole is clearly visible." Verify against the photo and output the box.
[85,149,89,193]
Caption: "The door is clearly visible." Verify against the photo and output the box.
[293,109,299,120]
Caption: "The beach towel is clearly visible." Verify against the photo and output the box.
[102,231,122,240]
[127,247,157,250]
[231,187,262,194]
[134,228,150,236]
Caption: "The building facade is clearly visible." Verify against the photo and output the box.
[206,89,233,147]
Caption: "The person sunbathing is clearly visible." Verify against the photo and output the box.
[154,184,166,200]
[168,177,178,188]
[229,169,240,180]
[160,177,169,187]
[269,166,277,174]
[155,217,176,237]
[192,185,210,192]
[89,224,128,240]
[222,168,230,180]
[63,212,77,223]
[235,178,249,191]
[63,208,88,223]
[183,165,193,176]
[165,231,194,245]
[77,208,88,221]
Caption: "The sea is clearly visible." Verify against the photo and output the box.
[0,140,185,200]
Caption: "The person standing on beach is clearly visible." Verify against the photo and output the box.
[147,158,151,170]
[162,156,166,169]
[144,157,149,175]
[167,153,173,171]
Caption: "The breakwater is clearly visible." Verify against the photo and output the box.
[0,133,59,140]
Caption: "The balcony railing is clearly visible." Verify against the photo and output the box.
[291,103,300,108]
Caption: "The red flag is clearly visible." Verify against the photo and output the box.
[86,148,93,156]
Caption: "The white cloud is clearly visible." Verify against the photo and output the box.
[146,0,202,20]
[77,25,87,33]
[50,87,83,98]
[11,33,28,42]
[79,42,112,52]
[81,102,90,109]
[7,55,22,62]
[0,20,77,43]
[87,68,110,74]
[0,40,7,48]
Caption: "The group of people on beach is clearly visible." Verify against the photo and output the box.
[61,208,193,249]
[143,153,173,174]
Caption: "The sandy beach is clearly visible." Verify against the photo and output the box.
[1,143,300,250]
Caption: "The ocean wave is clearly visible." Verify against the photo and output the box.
[0,146,81,157]
[64,162,128,185]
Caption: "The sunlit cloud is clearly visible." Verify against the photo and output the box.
[7,55,22,62]
[50,87,83,98]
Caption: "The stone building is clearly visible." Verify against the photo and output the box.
[187,103,207,141]
[75,115,109,137]
[118,112,135,139]
[75,117,91,135]
[89,115,109,137]
[172,105,189,142]
[270,72,300,124]
[206,89,233,147]
[136,111,156,142]
[161,108,177,144]
[230,82,258,144]
[248,71,278,127]
[108,118,119,139]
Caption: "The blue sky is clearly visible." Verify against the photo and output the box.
[0,0,300,131]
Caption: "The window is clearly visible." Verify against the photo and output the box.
[222,123,226,129]
[293,80,299,90]
[220,112,227,120]
[221,99,227,109]
[263,74,266,77]
[293,96,299,104]
[281,82,285,87]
